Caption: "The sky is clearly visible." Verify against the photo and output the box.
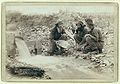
[6,3,116,15]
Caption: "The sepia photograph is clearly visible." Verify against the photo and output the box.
[1,2,118,82]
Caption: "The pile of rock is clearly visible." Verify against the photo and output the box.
[79,53,114,73]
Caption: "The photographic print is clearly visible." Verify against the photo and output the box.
[1,2,118,82]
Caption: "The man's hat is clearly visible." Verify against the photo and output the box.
[55,21,63,26]
[85,19,94,25]
[76,21,86,27]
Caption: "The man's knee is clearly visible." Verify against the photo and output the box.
[85,36,92,42]
[83,46,91,54]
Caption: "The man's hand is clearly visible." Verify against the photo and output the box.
[85,34,97,41]
[60,34,68,40]
[85,34,91,38]
[62,34,67,36]
[81,46,85,51]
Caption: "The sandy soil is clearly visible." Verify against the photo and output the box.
[14,55,113,80]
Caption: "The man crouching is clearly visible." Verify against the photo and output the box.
[73,21,88,51]
[48,21,67,55]
[80,19,104,54]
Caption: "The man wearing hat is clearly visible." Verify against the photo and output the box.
[80,19,104,54]
[73,21,88,50]
[48,21,67,55]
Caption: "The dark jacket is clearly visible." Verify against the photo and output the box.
[76,27,88,42]
[50,26,65,40]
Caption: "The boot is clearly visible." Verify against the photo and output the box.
[91,49,99,54]
[99,49,103,53]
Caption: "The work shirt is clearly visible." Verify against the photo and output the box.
[88,28,104,42]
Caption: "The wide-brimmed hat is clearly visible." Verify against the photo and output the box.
[85,19,94,25]
[55,21,63,26]
[76,21,86,27]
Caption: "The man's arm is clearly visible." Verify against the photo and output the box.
[50,29,55,40]
[89,29,99,42]
[80,36,86,45]
[89,34,98,42]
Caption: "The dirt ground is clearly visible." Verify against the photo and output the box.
[6,49,114,81]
